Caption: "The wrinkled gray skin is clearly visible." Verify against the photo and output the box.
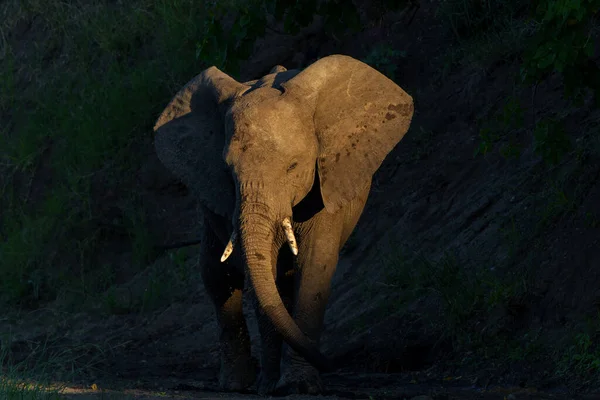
[154,55,414,395]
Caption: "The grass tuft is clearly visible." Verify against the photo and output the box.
[1,332,65,400]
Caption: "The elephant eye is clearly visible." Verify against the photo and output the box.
[287,162,298,172]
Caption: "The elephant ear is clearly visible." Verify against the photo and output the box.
[154,67,247,219]
[282,55,414,213]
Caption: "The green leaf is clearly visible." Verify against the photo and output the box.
[536,52,556,69]
[584,41,594,57]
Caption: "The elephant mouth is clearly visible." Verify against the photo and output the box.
[220,166,324,263]
[220,216,298,262]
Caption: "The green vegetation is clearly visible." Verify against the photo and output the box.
[377,245,588,373]
[439,0,600,101]
[382,249,528,344]
[474,95,525,157]
[432,1,600,380]
[476,106,573,165]
[558,331,600,379]
[522,0,600,102]
[0,0,212,307]
[0,380,62,400]
[1,334,64,399]
[440,0,599,167]
[436,0,533,74]
[532,118,572,165]
[362,44,406,80]
[437,0,529,41]
[101,247,197,315]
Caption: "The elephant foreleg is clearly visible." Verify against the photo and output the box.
[200,213,256,391]
[276,218,343,394]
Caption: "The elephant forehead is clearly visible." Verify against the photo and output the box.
[230,100,308,148]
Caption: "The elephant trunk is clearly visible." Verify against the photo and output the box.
[239,205,331,371]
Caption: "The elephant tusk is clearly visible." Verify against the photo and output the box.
[220,232,236,262]
[281,217,298,256]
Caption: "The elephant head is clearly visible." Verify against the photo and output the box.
[154,55,414,371]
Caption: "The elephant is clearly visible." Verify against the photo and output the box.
[153,54,414,394]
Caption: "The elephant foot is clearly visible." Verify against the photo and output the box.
[274,363,323,395]
[256,372,279,395]
[218,355,257,392]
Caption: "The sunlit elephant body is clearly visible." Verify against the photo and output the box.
[154,55,414,394]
